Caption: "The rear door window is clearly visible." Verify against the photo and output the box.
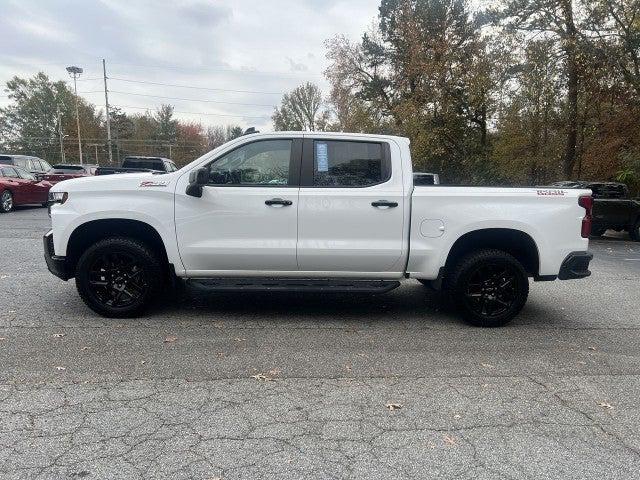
[311,140,389,187]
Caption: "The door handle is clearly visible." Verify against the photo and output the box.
[371,200,398,208]
[265,198,292,206]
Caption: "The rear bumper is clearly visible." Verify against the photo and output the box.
[43,230,72,281]
[558,251,593,280]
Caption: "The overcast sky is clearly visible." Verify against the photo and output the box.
[0,0,380,131]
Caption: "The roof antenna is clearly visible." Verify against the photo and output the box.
[243,127,259,135]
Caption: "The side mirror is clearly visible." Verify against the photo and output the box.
[186,167,208,198]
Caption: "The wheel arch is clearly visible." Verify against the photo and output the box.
[443,228,541,277]
[66,218,169,274]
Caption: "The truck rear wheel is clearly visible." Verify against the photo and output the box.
[75,237,164,317]
[447,249,529,327]
[631,219,640,242]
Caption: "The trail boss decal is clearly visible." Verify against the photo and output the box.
[536,189,566,196]
[139,180,169,187]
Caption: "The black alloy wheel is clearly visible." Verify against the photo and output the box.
[448,249,529,327]
[463,263,520,319]
[88,251,149,309]
[75,237,163,317]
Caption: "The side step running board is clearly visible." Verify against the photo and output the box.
[187,278,401,294]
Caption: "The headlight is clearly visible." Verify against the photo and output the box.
[48,191,68,205]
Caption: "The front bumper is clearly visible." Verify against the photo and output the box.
[558,251,593,280]
[43,230,72,281]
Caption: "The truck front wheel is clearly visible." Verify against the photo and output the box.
[447,249,529,327]
[75,237,164,317]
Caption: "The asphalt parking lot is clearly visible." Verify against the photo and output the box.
[1,206,639,480]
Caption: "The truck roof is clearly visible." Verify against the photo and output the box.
[244,131,410,144]
[123,156,172,161]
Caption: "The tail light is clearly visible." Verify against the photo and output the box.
[579,195,593,238]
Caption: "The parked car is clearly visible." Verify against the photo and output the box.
[95,156,178,176]
[549,181,640,241]
[0,164,52,212]
[0,154,52,179]
[43,164,99,185]
[45,132,593,327]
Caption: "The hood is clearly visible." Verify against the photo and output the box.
[50,171,172,193]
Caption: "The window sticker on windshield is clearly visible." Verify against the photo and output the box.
[316,142,329,172]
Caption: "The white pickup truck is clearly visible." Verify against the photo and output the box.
[44,132,593,327]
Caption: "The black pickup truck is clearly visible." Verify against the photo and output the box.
[550,181,640,241]
[95,156,178,176]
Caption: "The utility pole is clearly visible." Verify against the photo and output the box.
[57,107,65,163]
[102,59,113,164]
[66,66,83,165]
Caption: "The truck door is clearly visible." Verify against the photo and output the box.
[296,137,406,274]
[175,138,302,273]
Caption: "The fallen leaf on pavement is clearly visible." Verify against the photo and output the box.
[164,335,178,343]
[444,434,456,446]
[597,402,614,410]
[52,333,66,338]
[80,346,90,351]
[55,366,66,371]
[251,373,273,381]
[385,403,403,411]
[588,346,597,351]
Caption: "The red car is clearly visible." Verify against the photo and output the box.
[43,164,98,184]
[0,164,53,212]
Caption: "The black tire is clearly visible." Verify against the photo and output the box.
[447,249,529,327]
[630,219,640,242]
[0,190,13,213]
[75,237,164,317]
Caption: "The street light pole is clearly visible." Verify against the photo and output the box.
[57,107,65,163]
[66,66,83,165]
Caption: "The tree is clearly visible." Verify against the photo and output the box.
[325,0,491,180]
[584,0,640,99]
[272,82,329,131]
[109,106,134,140]
[493,40,565,183]
[154,104,178,144]
[0,72,102,162]
[498,0,584,178]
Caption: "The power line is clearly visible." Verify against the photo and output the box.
[111,104,269,119]
[103,90,276,107]
[108,77,283,95]
[107,61,323,77]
